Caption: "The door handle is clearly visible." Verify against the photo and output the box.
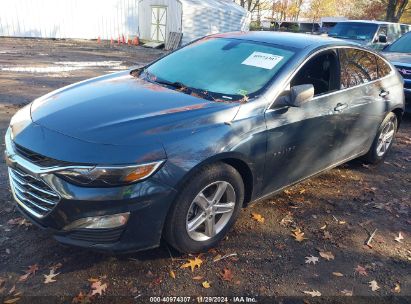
[334,103,348,112]
[379,90,389,98]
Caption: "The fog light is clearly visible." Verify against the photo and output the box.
[63,212,130,231]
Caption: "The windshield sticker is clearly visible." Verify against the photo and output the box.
[242,52,284,70]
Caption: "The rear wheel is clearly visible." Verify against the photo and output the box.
[164,163,244,253]
[364,112,398,164]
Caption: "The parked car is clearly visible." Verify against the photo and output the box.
[328,20,411,50]
[382,31,411,112]
[5,32,405,253]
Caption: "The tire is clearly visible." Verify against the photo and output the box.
[164,162,244,253]
[363,112,398,164]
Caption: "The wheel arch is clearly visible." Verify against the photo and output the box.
[173,152,255,207]
[392,107,404,129]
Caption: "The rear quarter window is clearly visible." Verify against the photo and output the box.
[376,56,392,78]
[339,48,379,89]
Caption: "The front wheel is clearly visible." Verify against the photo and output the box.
[163,163,244,253]
[364,112,398,164]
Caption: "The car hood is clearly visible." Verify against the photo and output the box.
[382,52,411,65]
[31,71,239,146]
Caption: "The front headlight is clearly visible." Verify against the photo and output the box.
[55,161,164,187]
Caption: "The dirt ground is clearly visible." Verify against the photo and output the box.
[0,38,410,304]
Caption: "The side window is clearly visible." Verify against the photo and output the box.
[290,51,339,96]
[339,49,378,89]
[376,56,392,78]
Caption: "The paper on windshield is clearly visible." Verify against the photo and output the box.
[242,52,284,70]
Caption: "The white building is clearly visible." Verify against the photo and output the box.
[0,0,249,44]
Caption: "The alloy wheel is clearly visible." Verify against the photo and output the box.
[186,181,236,241]
[376,115,397,157]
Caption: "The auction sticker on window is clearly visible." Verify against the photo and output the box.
[242,52,284,70]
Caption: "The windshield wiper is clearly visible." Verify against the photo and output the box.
[142,71,225,102]
[154,79,187,90]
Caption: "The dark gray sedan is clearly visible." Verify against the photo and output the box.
[5,32,405,253]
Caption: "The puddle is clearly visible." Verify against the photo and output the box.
[0,61,127,74]
[1,66,83,73]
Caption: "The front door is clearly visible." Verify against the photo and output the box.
[151,6,167,42]
[262,50,344,194]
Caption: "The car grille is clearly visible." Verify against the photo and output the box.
[395,65,411,80]
[13,143,72,167]
[9,167,60,217]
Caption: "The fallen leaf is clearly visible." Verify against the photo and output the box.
[299,189,306,194]
[90,281,108,296]
[8,285,15,295]
[213,254,222,262]
[393,283,401,293]
[18,264,39,282]
[43,270,59,284]
[202,281,211,289]
[303,290,321,297]
[169,270,176,279]
[3,298,21,304]
[251,213,264,223]
[369,280,380,291]
[319,251,334,261]
[305,256,319,265]
[354,265,368,276]
[395,232,404,243]
[332,272,344,277]
[323,231,332,240]
[7,218,32,227]
[291,228,307,242]
[72,291,91,304]
[320,224,327,230]
[50,263,62,272]
[221,269,233,281]
[181,257,203,272]
[341,289,353,296]
[279,213,294,227]
[192,276,203,281]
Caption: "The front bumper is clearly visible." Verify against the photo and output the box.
[405,88,411,113]
[5,128,177,253]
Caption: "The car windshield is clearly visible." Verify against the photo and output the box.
[142,38,296,102]
[329,22,378,41]
[386,33,411,53]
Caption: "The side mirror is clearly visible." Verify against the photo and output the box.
[289,84,314,107]
[378,34,387,43]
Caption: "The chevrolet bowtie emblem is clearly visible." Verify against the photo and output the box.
[397,68,411,76]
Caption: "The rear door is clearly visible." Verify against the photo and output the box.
[336,48,392,160]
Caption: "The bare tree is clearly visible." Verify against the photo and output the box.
[385,0,409,22]
[238,0,262,12]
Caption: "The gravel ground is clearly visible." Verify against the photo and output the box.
[0,38,410,304]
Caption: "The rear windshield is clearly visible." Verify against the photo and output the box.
[329,22,378,41]
[386,33,411,53]
[143,38,296,101]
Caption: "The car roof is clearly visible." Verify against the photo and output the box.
[337,20,407,26]
[210,31,353,50]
